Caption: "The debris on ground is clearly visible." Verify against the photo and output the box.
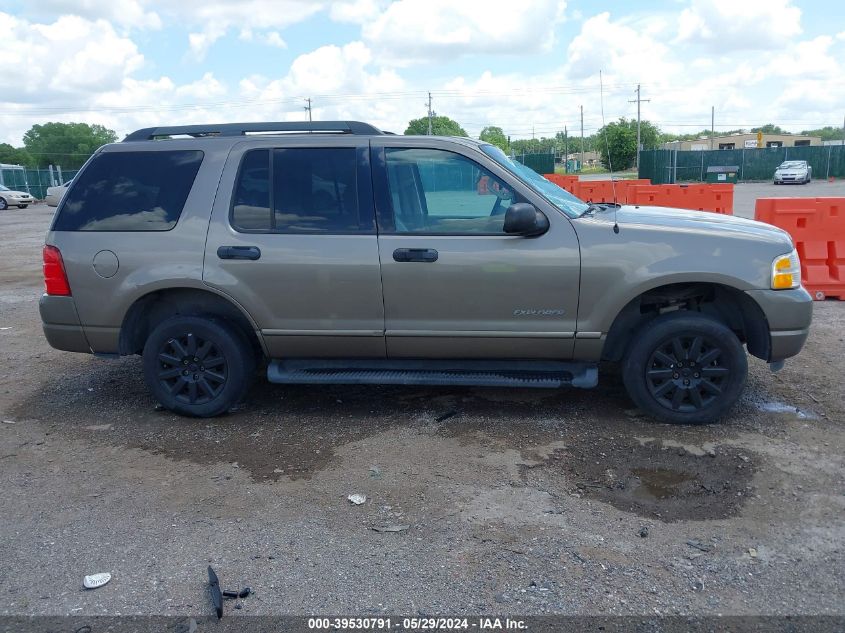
[639,526,649,538]
[369,465,382,479]
[435,410,458,422]
[748,547,759,559]
[2,419,15,424]
[208,566,223,619]
[347,493,367,505]
[686,539,712,553]
[82,572,111,589]
[370,524,410,533]
[222,588,251,598]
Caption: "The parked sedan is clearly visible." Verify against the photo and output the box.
[773,160,812,184]
[45,181,72,207]
[0,185,34,210]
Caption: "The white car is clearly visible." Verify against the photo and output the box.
[773,160,811,185]
[0,184,34,210]
[45,181,72,207]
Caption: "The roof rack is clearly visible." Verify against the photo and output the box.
[123,121,383,142]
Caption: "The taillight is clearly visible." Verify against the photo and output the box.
[43,245,71,296]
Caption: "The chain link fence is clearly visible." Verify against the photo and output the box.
[639,145,845,184]
[0,165,78,199]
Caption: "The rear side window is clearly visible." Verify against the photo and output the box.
[231,147,367,233]
[54,150,203,231]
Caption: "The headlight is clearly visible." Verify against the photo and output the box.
[771,249,801,289]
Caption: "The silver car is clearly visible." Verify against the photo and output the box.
[774,160,811,184]
[0,184,34,209]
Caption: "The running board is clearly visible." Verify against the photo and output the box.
[267,359,598,389]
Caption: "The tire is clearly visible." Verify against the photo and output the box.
[143,315,255,417]
[19,204,28,209]
[0,198,7,210]
[622,312,747,424]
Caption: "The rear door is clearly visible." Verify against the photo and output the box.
[203,137,385,358]
[371,138,581,359]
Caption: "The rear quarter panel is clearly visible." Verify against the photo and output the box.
[45,140,232,353]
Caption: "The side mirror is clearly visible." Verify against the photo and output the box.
[503,203,549,237]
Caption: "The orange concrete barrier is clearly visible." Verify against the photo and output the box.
[626,184,734,214]
[755,197,845,300]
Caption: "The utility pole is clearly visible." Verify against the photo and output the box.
[304,98,312,122]
[628,84,650,170]
[427,92,433,135]
[564,126,569,173]
[580,105,584,171]
[711,106,715,150]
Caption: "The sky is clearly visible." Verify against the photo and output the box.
[1,0,844,146]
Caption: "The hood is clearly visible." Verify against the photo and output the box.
[594,205,793,247]
[0,189,31,196]
[776,166,807,172]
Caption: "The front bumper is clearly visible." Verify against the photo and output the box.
[6,197,34,206]
[39,294,91,353]
[745,287,813,362]
[774,174,807,183]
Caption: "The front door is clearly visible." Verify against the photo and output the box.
[371,139,581,359]
[203,138,385,358]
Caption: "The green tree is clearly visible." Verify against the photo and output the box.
[596,118,660,170]
[479,126,508,151]
[800,126,844,141]
[404,115,468,137]
[0,143,34,167]
[22,122,118,168]
[751,123,785,134]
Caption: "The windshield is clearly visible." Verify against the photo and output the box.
[0,185,8,191]
[480,144,589,218]
[779,161,806,169]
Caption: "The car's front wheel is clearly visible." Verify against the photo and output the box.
[622,312,747,424]
[143,315,255,417]
[0,198,7,210]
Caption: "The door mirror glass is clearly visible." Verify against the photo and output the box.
[503,203,549,237]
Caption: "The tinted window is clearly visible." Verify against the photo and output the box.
[54,150,203,231]
[384,148,517,234]
[230,147,365,233]
[231,149,271,230]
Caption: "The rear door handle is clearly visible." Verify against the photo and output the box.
[217,245,261,260]
[393,248,438,263]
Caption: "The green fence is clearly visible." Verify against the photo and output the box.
[514,152,555,175]
[639,145,845,184]
[0,166,78,199]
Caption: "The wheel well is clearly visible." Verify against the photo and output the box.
[118,288,265,359]
[602,283,770,362]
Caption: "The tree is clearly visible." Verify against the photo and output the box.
[22,122,118,169]
[801,126,844,141]
[0,143,34,167]
[404,115,468,137]
[596,118,660,170]
[751,124,785,134]
[479,126,508,151]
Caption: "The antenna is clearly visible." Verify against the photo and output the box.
[599,71,620,234]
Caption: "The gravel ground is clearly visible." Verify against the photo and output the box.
[0,203,843,618]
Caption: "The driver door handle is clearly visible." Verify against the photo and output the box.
[393,248,438,263]
[217,245,261,260]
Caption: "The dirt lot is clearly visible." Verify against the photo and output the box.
[1,203,843,618]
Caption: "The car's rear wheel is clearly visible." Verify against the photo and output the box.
[143,315,255,417]
[19,204,28,209]
[622,312,747,424]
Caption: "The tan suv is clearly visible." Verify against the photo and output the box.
[40,121,812,423]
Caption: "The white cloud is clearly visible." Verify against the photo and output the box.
[21,0,161,30]
[330,0,384,23]
[361,0,568,63]
[565,12,678,82]
[676,0,802,51]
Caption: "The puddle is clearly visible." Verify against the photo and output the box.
[520,435,757,522]
[631,468,694,499]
